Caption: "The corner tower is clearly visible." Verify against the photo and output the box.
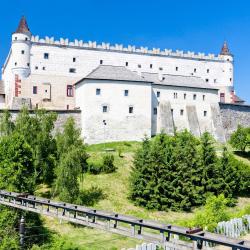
[11,16,31,78]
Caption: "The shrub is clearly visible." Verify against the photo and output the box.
[88,163,103,175]
[102,154,116,173]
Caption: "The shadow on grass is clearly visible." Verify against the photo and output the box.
[234,151,250,161]
[79,186,106,206]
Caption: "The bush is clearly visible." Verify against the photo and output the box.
[102,154,116,173]
[77,186,105,206]
[88,163,103,175]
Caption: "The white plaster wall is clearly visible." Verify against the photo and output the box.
[29,43,233,89]
[152,85,219,135]
[75,79,152,144]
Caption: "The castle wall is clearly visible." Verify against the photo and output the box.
[75,79,152,144]
[220,103,250,140]
[0,109,81,135]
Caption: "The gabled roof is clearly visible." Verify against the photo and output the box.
[142,72,218,90]
[75,65,218,90]
[15,16,30,34]
[75,65,152,85]
[234,95,245,103]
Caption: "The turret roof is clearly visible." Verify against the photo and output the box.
[15,16,30,34]
[220,41,231,55]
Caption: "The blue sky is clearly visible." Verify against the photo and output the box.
[1,0,249,102]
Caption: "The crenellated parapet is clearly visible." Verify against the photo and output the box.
[31,35,233,62]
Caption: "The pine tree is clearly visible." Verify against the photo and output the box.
[130,136,153,208]
[200,132,220,196]
[171,130,200,211]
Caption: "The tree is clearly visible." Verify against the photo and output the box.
[217,147,238,199]
[0,133,35,193]
[0,110,14,136]
[14,108,58,185]
[200,132,220,196]
[171,130,201,211]
[229,125,249,152]
[54,117,88,202]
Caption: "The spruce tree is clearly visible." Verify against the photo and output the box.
[200,132,220,196]
[171,130,200,211]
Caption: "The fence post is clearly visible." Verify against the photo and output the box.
[19,215,25,249]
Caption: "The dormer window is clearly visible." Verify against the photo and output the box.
[44,53,49,59]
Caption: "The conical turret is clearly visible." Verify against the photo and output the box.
[220,41,230,55]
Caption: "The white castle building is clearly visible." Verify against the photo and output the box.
[1,17,244,143]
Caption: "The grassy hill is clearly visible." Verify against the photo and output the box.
[40,141,250,250]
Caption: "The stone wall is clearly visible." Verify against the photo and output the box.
[219,103,250,140]
[0,109,81,133]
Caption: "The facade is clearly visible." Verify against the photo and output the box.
[2,17,236,110]
[0,17,242,143]
[75,65,222,144]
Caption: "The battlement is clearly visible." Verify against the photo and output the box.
[31,35,231,62]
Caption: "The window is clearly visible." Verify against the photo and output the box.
[205,79,209,82]
[203,95,205,101]
[25,37,28,41]
[159,67,163,71]
[204,111,207,117]
[193,94,196,100]
[42,67,46,70]
[230,78,232,82]
[96,88,101,95]
[15,62,17,66]
[220,93,225,103]
[129,106,134,114]
[184,93,186,99]
[102,105,108,113]
[157,91,160,98]
[176,67,178,71]
[69,68,76,73]
[171,109,173,115]
[15,37,17,40]
[125,62,128,66]
[124,90,129,96]
[67,85,73,97]
[150,64,153,69]
[73,57,76,62]
[35,66,38,70]
[174,92,178,99]
[33,86,37,94]
[214,79,217,83]
[21,50,25,54]
[194,68,196,73]
[180,109,184,116]
[44,53,49,59]
[138,64,141,68]
[27,63,30,67]
[100,60,103,65]
[67,105,69,110]
[153,107,157,115]
[207,69,210,73]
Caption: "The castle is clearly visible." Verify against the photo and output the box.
[0,17,245,143]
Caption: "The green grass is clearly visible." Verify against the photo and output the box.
[41,141,250,249]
